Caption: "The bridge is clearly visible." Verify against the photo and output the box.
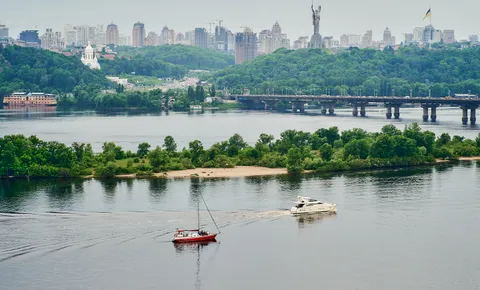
[234,94,480,125]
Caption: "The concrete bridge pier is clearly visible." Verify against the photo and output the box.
[394,105,401,119]
[263,101,277,111]
[430,105,437,122]
[471,107,477,125]
[352,105,358,117]
[360,104,366,117]
[320,103,327,115]
[291,102,297,113]
[422,105,429,122]
[462,107,468,125]
[328,103,335,115]
[292,102,305,113]
[386,106,392,119]
[298,102,305,113]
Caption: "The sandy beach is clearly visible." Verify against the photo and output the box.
[164,166,288,178]
[114,166,288,179]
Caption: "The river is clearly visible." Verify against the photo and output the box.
[0,107,478,152]
[0,108,480,290]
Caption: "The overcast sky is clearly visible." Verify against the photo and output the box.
[3,0,480,41]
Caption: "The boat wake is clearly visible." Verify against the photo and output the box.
[0,209,293,263]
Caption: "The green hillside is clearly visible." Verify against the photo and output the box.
[211,46,480,97]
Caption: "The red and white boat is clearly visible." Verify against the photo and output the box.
[172,229,217,243]
[172,192,220,244]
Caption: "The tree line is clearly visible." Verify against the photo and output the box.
[1,125,479,178]
[211,46,480,97]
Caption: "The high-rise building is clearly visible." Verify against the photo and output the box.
[160,26,170,45]
[215,25,228,52]
[323,36,334,48]
[383,27,393,46]
[293,36,309,49]
[106,24,119,46]
[340,34,348,47]
[257,22,290,55]
[227,30,235,53]
[442,30,455,43]
[0,24,8,38]
[19,30,41,47]
[119,34,132,46]
[132,22,145,47]
[194,28,208,49]
[347,34,362,47]
[404,33,414,44]
[361,30,373,48]
[168,29,175,45]
[422,25,435,43]
[413,27,424,42]
[469,35,479,43]
[433,30,443,43]
[76,25,90,46]
[145,32,158,46]
[40,29,64,51]
[234,28,257,64]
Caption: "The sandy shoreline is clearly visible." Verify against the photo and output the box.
[115,166,289,179]
[89,157,480,180]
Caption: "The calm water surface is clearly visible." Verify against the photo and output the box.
[1,163,480,290]
[0,107,478,151]
[1,109,480,289]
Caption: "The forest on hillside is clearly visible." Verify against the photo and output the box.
[0,45,109,99]
[211,46,480,97]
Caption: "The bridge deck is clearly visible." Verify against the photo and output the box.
[234,95,480,106]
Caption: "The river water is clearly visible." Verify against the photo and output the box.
[0,107,478,151]
[1,108,480,290]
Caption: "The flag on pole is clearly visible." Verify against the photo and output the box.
[423,8,431,20]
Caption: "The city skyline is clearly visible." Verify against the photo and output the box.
[2,0,480,42]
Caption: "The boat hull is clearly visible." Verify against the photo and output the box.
[172,234,217,243]
[290,206,337,215]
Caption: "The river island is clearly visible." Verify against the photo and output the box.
[1,124,479,179]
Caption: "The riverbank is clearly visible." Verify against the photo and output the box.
[105,157,480,180]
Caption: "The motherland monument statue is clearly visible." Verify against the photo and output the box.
[309,3,324,48]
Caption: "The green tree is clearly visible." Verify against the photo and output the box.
[286,147,303,173]
[209,84,216,97]
[227,133,248,156]
[316,127,340,145]
[319,143,334,161]
[148,146,170,170]
[370,135,395,158]
[344,139,370,159]
[188,140,204,166]
[381,124,402,136]
[163,136,177,154]
[137,142,151,157]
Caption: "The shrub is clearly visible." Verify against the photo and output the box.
[95,162,117,178]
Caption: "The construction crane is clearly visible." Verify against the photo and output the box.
[240,26,252,33]
[207,22,215,35]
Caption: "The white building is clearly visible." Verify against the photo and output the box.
[258,22,290,55]
[81,42,101,70]
[413,27,424,42]
[119,34,132,46]
[442,30,455,43]
[40,28,65,51]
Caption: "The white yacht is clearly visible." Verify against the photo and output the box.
[290,196,337,215]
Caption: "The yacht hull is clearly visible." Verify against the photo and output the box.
[290,206,337,215]
[172,234,217,243]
